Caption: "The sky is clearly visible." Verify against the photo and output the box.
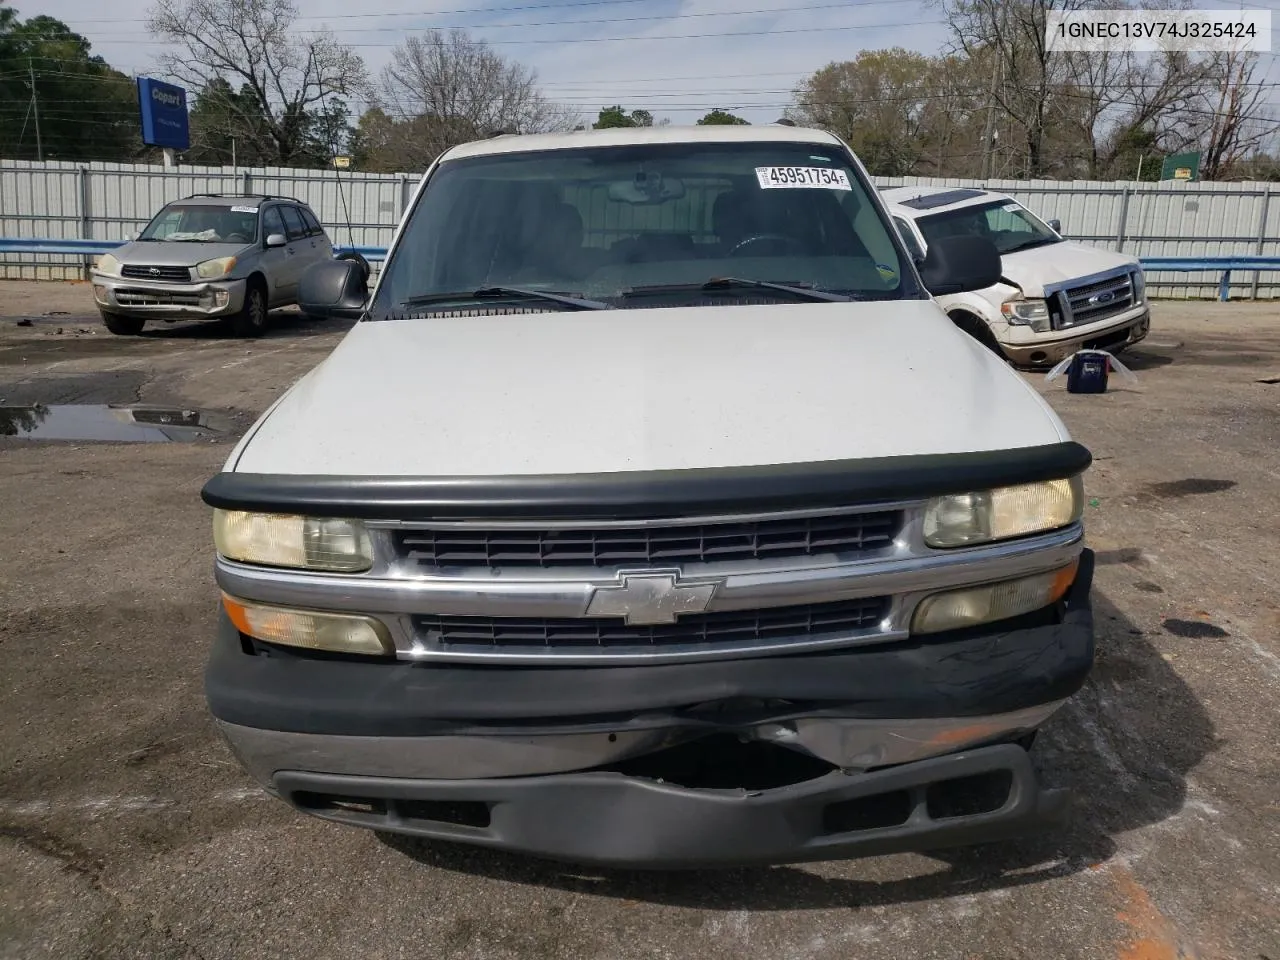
[25,0,1280,128]
[30,0,954,125]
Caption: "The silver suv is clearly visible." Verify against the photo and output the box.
[91,194,334,337]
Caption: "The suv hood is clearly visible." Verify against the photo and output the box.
[1001,241,1140,297]
[114,240,252,266]
[229,300,1070,477]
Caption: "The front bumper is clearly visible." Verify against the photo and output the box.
[208,550,1094,866]
[92,273,246,319]
[1001,308,1150,367]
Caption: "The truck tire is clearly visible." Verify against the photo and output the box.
[230,281,268,338]
[101,311,145,336]
[949,310,1007,360]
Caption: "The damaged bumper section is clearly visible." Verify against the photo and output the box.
[207,550,1094,868]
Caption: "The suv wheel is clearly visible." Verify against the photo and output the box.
[101,311,145,336]
[231,283,268,338]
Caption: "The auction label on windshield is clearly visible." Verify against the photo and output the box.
[231,205,259,213]
[756,166,851,190]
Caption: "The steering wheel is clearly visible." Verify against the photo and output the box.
[225,232,250,243]
[728,234,804,257]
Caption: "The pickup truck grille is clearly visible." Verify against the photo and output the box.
[393,510,903,569]
[1056,271,1135,329]
[412,596,889,653]
[120,264,192,282]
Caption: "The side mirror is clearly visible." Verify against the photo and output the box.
[917,235,1001,296]
[266,233,287,248]
[298,259,368,320]
[1047,219,1062,234]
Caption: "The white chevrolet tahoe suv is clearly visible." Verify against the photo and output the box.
[201,125,1096,868]
[883,186,1150,367]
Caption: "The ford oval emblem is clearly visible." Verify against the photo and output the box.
[1090,290,1115,304]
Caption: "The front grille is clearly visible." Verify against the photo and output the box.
[1057,271,1135,329]
[121,264,192,282]
[115,288,204,306]
[394,510,903,570]
[413,595,890,652]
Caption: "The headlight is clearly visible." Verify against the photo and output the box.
[213,510,372,572]
[222,594,393,655]
[196,256,237,279]
[911,561,1079,634]
[923,476,1084,548]
[1000,298,1051,332]
[1132,270,1146,305]
[96,253,121,276]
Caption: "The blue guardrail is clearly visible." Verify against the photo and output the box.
[3,239,1280,301]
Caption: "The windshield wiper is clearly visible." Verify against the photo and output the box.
[398,286,609,312]
[623,277,852,303]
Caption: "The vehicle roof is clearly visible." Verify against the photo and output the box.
[441,124,847,161]
[880,185,1013,218]
[170,195,307,207]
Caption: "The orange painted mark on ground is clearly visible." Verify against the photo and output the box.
[1110,864,1198,960]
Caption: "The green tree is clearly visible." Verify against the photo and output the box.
[697,109,748,125]
[787,49,962,177]
[593,105,654,129]
[0,7,141,161]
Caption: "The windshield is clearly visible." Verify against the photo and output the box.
[139,203,260,243]
[915,199,1060,256]
[371,141,920,317]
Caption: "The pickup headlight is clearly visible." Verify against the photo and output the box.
[912,560,1079,634]
[213,510,372,572]
[1000,298,1051,332]
[222,594,393,655]
[923,476,1084,548]
[96,253,121,276]
[196,256,237,279]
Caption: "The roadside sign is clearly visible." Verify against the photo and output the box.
[1160,152,1201,182]
[333,156,351,169]
[137,78,190,152]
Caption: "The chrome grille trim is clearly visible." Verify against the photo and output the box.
[214,521,1085,664]
[1048,267,1140,330]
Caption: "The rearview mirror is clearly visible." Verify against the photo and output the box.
[917,236,1001,296]
[298,259,368,320]
[1047,218,1062,234]
[266,233,287,248]
[607,172,686,204]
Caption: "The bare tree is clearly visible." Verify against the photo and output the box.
[1196,50,1273,180]
[937,0,1107,178]
[148,0,367,165]
[787,49,953,176]
[377,30,576,164]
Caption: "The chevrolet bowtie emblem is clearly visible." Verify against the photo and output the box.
[585,570,722,625]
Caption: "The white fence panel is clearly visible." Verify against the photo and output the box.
[2,158,1277,296]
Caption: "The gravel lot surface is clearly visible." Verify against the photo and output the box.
[1,281,1277,960]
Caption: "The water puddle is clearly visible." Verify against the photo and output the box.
[0,404,221,443]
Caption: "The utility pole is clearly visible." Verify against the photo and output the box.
[979,4,1003,180]
[28,59,44,161]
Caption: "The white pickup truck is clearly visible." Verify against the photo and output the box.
[883,186,1150,367]
[201,125,1096,868]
